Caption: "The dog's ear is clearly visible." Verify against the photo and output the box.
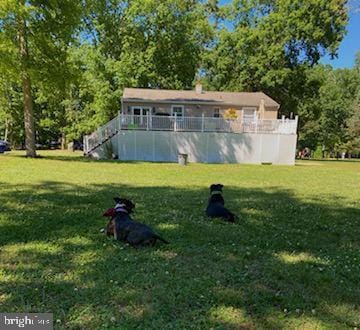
[219,184,224,189]
[103,208,115,217]
[114,197,121,203]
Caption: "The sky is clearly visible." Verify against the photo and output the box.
[321,12,360,68]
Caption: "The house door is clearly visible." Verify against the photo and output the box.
[242,108,257,122]
[131,107,151,125]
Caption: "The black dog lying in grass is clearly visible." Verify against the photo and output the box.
[103,197,169,247]
[206,184,236,222]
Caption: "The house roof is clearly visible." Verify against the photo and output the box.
[122,88,280,108]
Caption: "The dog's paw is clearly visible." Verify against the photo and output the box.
[100,228,105,233]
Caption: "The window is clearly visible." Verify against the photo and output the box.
[171,105,184,118]
[242,107,257,121]
[214,108,220,118]
[133,107,141,116]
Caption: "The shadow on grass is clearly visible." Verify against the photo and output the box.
[7,152,183,165]
[0,181,359,328]
[298,158,360,163]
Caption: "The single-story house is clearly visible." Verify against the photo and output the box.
[122,84,280,122]
[84,85,298,165]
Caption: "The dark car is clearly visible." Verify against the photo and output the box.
[49,140,61,149]
[0,140,11,153]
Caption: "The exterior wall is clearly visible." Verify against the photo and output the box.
[262,108,278,120]
[90,131,297,165]
[122,101,278,120]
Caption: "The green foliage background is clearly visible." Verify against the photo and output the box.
[0,0,359,154]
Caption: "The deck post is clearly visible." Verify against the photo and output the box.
[83,135,87,154]
[147,112,150,131]
[174,113,177,132]
[294,115,299,134]
[201,113,205,132]
[280,115,285,134]
[118,111,121,132]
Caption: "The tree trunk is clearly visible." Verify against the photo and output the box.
[4,118,9,142]
[17,10,36,157]
[61,133,66,150]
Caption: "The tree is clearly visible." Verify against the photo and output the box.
[91,0,212,89]
[203,0,348,115]
[319,68,360,154]
[0,78,24,146]
[0,0,82,156]
[61,0,213,141]
[297,62,360,155]
[346,101,360,154]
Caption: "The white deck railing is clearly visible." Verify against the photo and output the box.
[84,114,298,154]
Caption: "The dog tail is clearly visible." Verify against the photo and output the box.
[154,234,170,244]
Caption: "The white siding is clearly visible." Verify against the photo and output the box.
[91,131,297,165]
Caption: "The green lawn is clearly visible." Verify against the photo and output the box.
[0,151,359,329]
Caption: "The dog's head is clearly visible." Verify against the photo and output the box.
[113,197,135,214]
[209,184,224,193]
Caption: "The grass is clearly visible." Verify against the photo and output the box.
[0,150,359,329]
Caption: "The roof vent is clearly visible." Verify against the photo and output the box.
[195,83,203,94]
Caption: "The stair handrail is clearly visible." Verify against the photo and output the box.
[84,113,120,154]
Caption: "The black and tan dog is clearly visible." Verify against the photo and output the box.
[206,184,236,222]
[103,197,169,247]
